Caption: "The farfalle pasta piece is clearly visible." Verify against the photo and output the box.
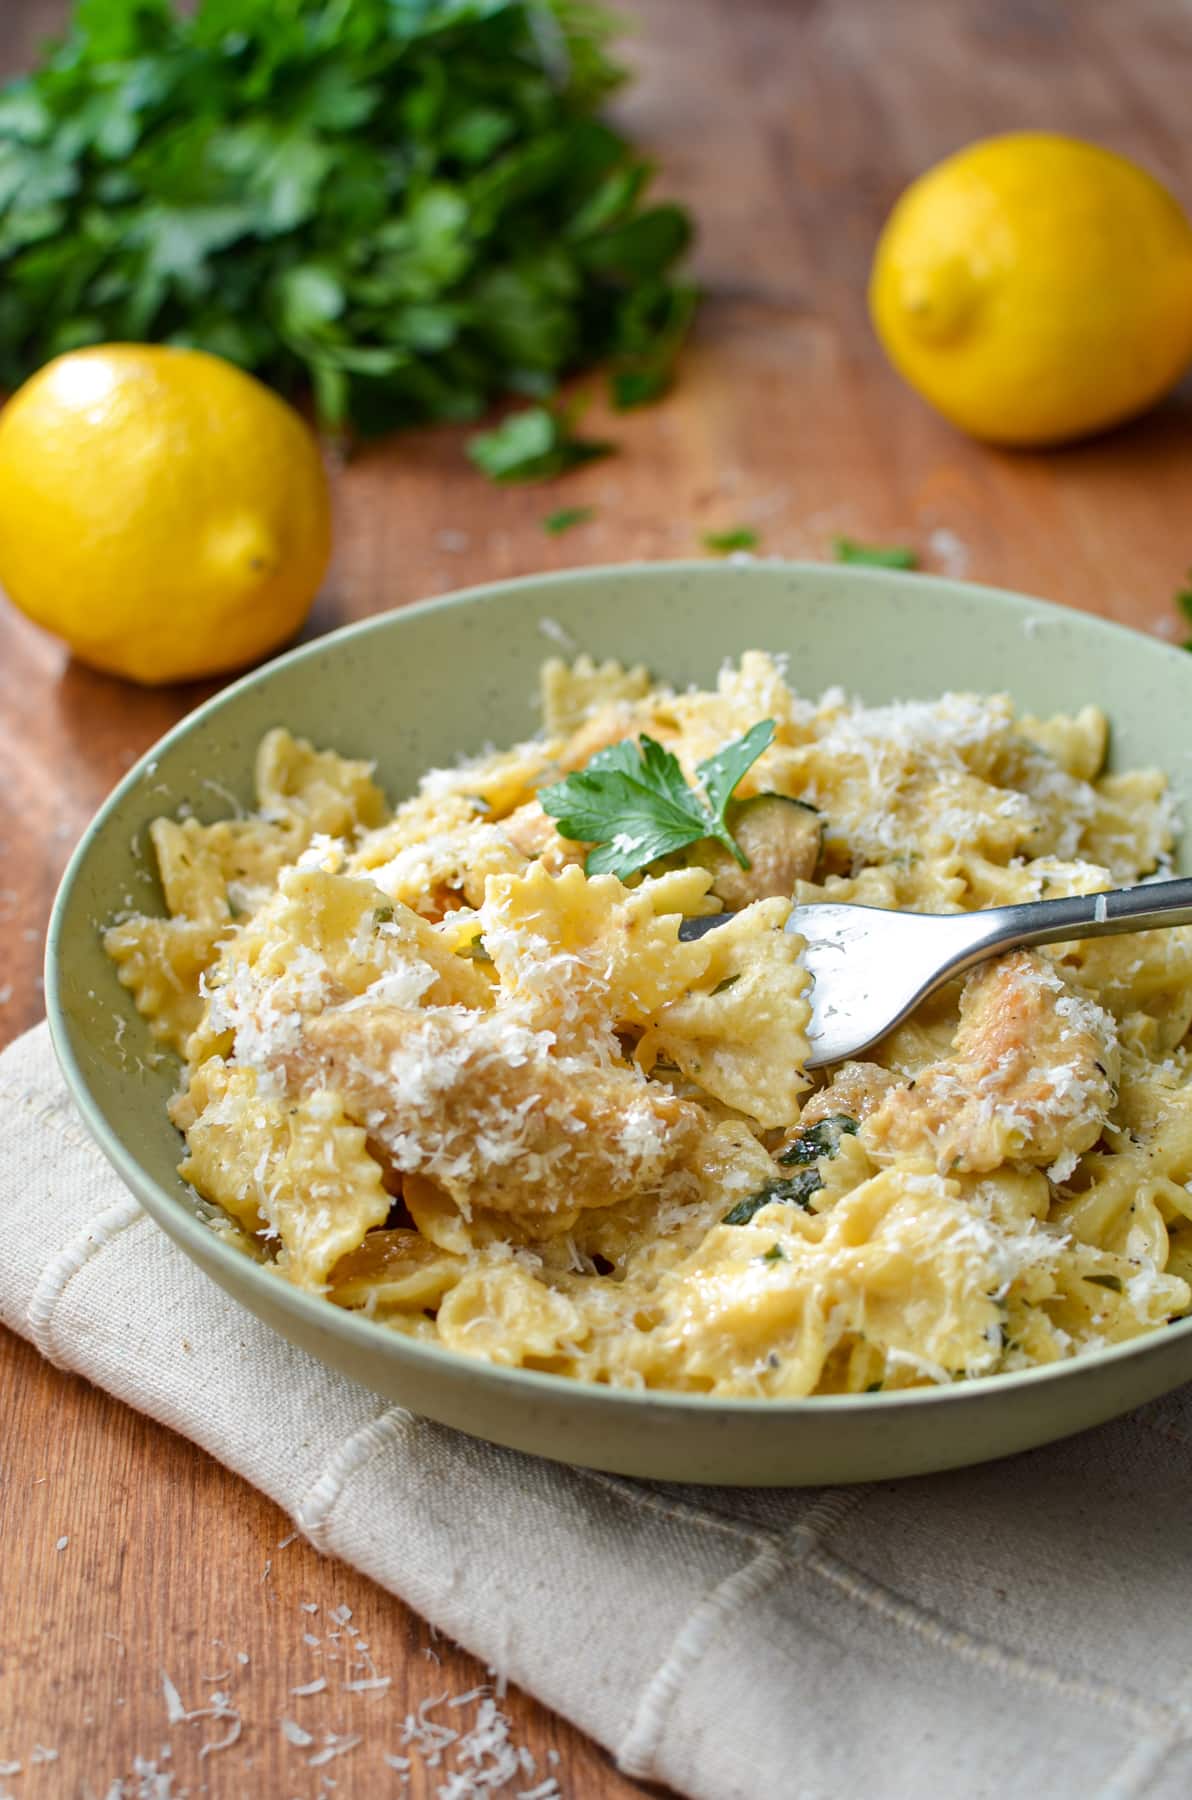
[104,915,233,1052]
[254,727,386,836]
[1017,706,1108,782]
[175,1061,390,1288]
[268,867,491,1008]
[640,652,801,779]
[350,812,528,918]
[150,814,308,923]
[540,653,651,735]
[190,866,491,1069]
[647,1167,1022,1395]
[638,898,811,1127]
[1080,769,1172,880]
[436,1265,585,1366]
[415,739,558,818]
[328,1229,465,1312]
[479,862,717,1040]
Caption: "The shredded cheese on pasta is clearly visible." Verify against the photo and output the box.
[105,655,1192,1395]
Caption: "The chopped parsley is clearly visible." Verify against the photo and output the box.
[543,506,596,536]
[832,536,917,570]
[702,526,759,555]
[1084,1272,1124,1293]
[723,1167,822,1226]
[467,405,612,483]
[779,1114,859,1165]
[761,1243,787,1264]
[539,717,775,880]
[711,973,742,995]
[372,904,395,926]
[457,933,493,963]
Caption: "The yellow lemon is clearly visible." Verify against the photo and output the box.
[0,345,331,684]
[870,132,1192,446]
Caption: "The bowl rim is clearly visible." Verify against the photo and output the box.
[44,557,1192,1419]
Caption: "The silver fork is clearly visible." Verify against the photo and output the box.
[679,877,1192,1068]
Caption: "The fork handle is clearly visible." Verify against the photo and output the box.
[679,876,1192,953]
[955,876,1192,963]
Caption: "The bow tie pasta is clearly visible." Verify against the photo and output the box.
[106,652,1192,1396]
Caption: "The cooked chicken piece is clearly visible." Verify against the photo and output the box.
[798,1061,901,1129]
[289,1001,705,1216]
[501,801,586,872]
[863,950,1119,1174]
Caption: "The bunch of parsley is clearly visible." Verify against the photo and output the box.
[0,0,695,436]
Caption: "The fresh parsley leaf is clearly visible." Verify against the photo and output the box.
[466,405,613,482]
[832,536,917,569]
[543,505,595,535]
[539,718,775,879]
[702,526,759,555]
[696,720,776,857]
[0,0,696,438]
[609,278,697,410]
[611,366,669,409]
[779,1114,859,1165]
[723,1168,822,1226]
[541,735,717,877]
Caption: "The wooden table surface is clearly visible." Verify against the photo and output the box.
[2,1,1191,1794]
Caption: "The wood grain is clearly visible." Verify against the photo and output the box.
[1,0,1191,1793]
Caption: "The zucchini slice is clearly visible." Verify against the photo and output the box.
[696,793,823,908]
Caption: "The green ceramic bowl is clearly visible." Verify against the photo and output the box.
[46,561,1192,1485]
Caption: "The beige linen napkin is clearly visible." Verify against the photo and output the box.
[3,1021,1192,1800]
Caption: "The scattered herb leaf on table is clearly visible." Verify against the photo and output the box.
[542,505,596,534]
[467,405,611,482]
[832,536,917,569]
[702,526,759,554]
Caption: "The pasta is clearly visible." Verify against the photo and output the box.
[105,655,1192,1396]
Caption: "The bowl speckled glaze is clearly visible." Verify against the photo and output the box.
[46,562,1192,1485]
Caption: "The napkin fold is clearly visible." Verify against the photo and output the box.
[3,1021,1192,1800]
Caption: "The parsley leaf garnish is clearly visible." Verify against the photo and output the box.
[539,718,775,879]
[0,1,695,440]
[832,536,917,569]
[702,526,759,555]
[543,505,596,535]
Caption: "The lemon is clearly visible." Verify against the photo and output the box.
[0,345,331,684]
[869,132,1192,446]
